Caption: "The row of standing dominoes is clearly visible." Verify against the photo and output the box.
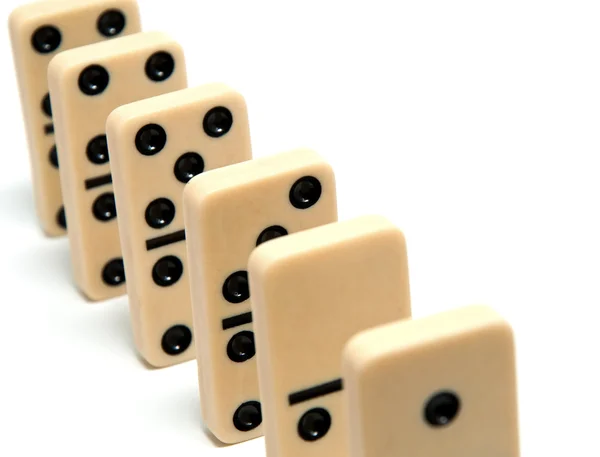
[9,1,521,456]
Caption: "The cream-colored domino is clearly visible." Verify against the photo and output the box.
[9,0,141,237]
[107,83,252,367]
[183,148,338,443]
[48,31,187,301]
[248,215,412,457]
[342,305,520,457]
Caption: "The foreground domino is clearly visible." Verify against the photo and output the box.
[248,215,412,457]
[48,32,187,301]
[9,0,141,236]
[107,83,252,367]
[342,305,520,457]
[183,149,337,443]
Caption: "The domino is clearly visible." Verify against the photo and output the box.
[182,148,338,443]
[107,83,252,367]
[342,305,520,457]
[248,215,412,457]
[9,0,141,236]
[48,31,187,301]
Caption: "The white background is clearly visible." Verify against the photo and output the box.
[0,0,598,455]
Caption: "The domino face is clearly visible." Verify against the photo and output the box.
[48,32,187,301]
[248,215,412,457]
[9,0,141,237]
[183,148,338,444]
[342,305,520,457]
[107,83,252,367]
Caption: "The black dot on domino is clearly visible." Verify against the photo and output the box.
[233,401,262,432]
[136,124,166,156]
[56,206,66,229]
[152,255,183,287]
[145,52,175,82]
[297,408,332,441]
[174,152,204,183]
[49,145,58,168]
[92,192,117,221]
[86,135,109,164]
[161,325,192,355]
[31,25,61,53]
[256,225,288,246]
[78,65,109,96]
[203,106,233,138]
[222,271,249,303]
[102,258,125,286]
[41,93,52,117]
[227,331,255,363]
[424,391,461,427]
[97,9,126,37]
[145,198,175,229]
[289,176,322,209]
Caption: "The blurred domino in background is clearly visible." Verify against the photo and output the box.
[48,31,187,301]
[9,0,141,236]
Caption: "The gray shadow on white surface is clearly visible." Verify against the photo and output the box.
[79,295,137,356]
[15,238,138,361]
[0,180,37,226]
[16,237,73,289]
[153,381,228,448]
